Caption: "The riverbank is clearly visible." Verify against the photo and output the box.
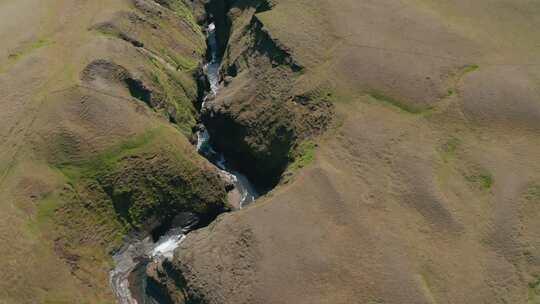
[110,18,261,303]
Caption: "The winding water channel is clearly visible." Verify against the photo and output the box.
[109,22,259,303]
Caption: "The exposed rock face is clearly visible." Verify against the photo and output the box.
[149,215,259,304]
[198,0,334,187]
[146,260,189,304]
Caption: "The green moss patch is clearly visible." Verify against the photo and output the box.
[147,66,198,134]
[56,128,225,227]
[156,0,202,33]
[466,172,494,190]
[27,192,66,236]
[162,49,198,71]
[8,39,54,62]
[444,64,480,97]
[462,64,479,74]
[27,127,227,294]
[529,275,540,304]
[58,128,161,180]
[289,141,317,171]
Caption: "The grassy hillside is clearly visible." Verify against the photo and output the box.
[1,0,540,303]
[158,0,540,303]
[0,0,226,303]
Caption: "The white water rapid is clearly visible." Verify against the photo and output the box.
[197,22,259,208]
[110,226,191,304]
[110,22,259,304]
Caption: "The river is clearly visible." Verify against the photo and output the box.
[109,22,259,303]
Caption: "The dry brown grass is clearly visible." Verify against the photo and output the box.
[168,0,540,303]
[1,0,539,302]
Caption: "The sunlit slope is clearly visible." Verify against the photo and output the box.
[163,0,540,303]
[0,0,223,303]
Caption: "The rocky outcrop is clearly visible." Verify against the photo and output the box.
[198,0,333,187]
[142,2,334,302]
[146,260,190,304]
[147,216,259,304]
[97,151,228,231]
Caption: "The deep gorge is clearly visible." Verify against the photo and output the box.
[2,0,539,303]
[110,1,262,302]
[106,0,334,302]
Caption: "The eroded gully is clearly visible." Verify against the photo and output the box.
[109,22,259,304]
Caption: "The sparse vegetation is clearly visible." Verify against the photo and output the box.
[27,192,65,235]
[441,137,461,162]
[59,127,225,227]
[2,0,540,303]
[466,173,494,190]
[156,0,202,33]
[90,0,205,135]
[8,39,53,61]
[462,64,479,74]
[529,275,540,304]
[148,67,198,134]
[58,128,161,180]
[447,64,480,91]
[163,49,198,71]
[525,184,540,202]
[368,91,427,114]
[289,141,317,171]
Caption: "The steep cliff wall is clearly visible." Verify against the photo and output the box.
[197,0,333,187]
